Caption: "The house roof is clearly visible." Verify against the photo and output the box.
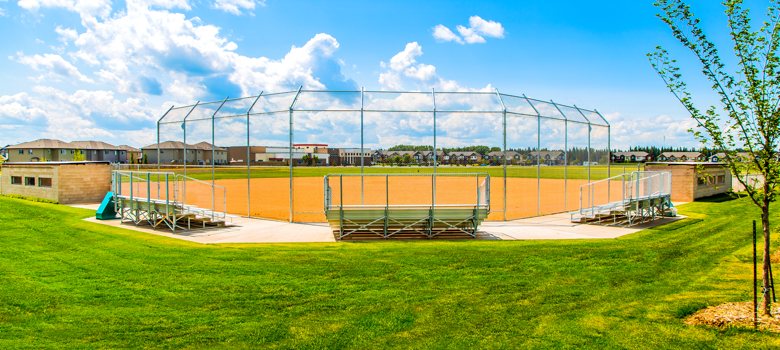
[660,151,702,158]
[612,151,649,157]
[8,139,73,149]
[116,145,141,152]
[141,141,226,151]
[70,141,118,150]
[448,151,480,156]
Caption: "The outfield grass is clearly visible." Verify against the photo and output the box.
[0,194,776,348]
[148,164,645,181]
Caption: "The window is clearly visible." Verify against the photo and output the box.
[70,150,75,154]
[697,177,709,186]
[38,177,52,187]
[28,149,33,155]
[18,149,23,154]
[10,176,21,185]
[104,150,109,155]
[60,149,65,154]
[24,177,35,186]
[717,175,726,184]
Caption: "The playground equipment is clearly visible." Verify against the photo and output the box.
[571,171,675,226]
[324,173,490,239]
[111,170,228,231]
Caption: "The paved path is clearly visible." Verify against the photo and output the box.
[80,206,684,244]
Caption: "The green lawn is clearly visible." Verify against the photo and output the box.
[0,194,776,348]
[157,164,645,181]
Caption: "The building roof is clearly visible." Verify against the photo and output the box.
[192,141,227,151]
[613,151,649,157]
[116,145,141,152]
[659,151,702,158]
[448,151,480,156]
[70,140,118,150]
[8,139,74,149]
[141,141,226,151]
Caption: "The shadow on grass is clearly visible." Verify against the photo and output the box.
[695,193,742,203]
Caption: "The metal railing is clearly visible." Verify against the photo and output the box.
[577,171,671,219]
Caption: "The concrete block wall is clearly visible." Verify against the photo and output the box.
[57,163,112,203]
[0,164,60,202]
[0,162,111,204]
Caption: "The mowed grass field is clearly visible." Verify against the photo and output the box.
[128,164,644,181]
[1,194,777,348]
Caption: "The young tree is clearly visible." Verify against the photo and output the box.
[649,0,780,315]
[72,150,86,161]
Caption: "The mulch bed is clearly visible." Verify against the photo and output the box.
[686,302,780,332]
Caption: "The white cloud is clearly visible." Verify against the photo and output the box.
[432,24,462,44]
[0,87,158,145]
[55,26,79,42]
[7,0,356,146]
[456,25,486,44]
[468,16,504,38]
[379,42,491,93]
[0,8,6,16]
[15,53,93,82]
[213,0,264,15]
[432,16,505,45]
[608,112,697,148]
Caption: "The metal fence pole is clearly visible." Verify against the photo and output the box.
[246,92,263,218]
[432,88,437,210]
[523,94,542,216]
[495,89,508,221]
[360,87,365,205]
[181,101,200,205]
[288,87,303,223]
[211,98,228,219]
[551,101,569,211]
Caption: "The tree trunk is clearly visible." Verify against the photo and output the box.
[762,203,772,316]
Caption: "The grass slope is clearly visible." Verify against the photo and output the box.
[0,195,776,348]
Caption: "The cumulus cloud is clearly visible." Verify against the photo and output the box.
[15,53,93,82]
[432,24,462,44]
[213,0,264,15]
[5,0,358,146]
[379,41,492,93]
[608,112,698,148]
[432,16,505,45]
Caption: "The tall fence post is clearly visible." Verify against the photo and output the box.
[246,92,263,218]
[523,94,542,216]
[360,87,365,205]
[288,87,303,223]
[495,89,507,221]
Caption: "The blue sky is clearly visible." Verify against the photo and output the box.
[0,0,767,148]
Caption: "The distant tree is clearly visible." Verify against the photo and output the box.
[402,154,412,165]
[650,0,780,315]
[72,150,86,161]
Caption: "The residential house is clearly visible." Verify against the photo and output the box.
[141,141,228,165]
[485,151,524,165]
[70,141,129,163]
[528,150,565,165]
[448,151,482,164]
[657,152,703,162]
[611,151,650,163]
[7,139,135,163]
[117,145,142,163]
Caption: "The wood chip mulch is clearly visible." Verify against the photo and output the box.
[685,302,780,332]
